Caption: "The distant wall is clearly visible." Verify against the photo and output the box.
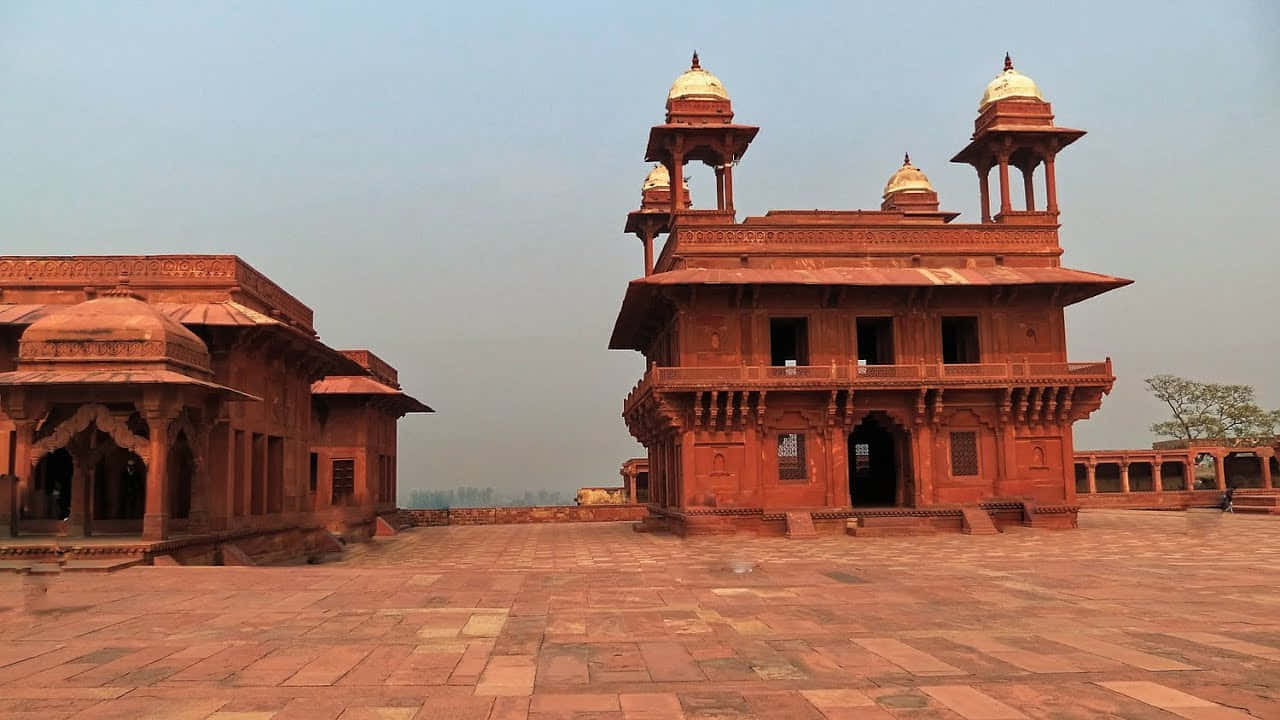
[397,504,647,527]
[1075,490,1223,510]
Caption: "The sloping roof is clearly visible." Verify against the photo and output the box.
[0,369,259,401]
[0,304,56,325]
[633,266,1130,288]
[0,301,281,328]
[610,265,1132,350]
[153,301,280,326]
[312,375,433,414]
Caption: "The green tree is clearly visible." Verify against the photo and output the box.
[1145,374,1280,443]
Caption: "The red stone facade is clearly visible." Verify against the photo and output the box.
[611,55,1131,534]
[0,255,430,551]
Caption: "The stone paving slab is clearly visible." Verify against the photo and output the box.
[1,510,1279,718]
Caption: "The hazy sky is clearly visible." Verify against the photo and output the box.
[3,2,1277,499]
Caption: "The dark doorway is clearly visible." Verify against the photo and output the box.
[856,318,894,365]
[168,432,195,520]
[941,316,980,364]
[93,445,146,533]
[849,416,898,506]
[635,471,649,502]
[30,448,74,520]
[770,318,808,366]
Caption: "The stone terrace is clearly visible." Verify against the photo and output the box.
[2,511,1279,719]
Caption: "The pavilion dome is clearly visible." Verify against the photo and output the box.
[641,164,690,191]
[19,288,213,376]
[980,54,1044,109]
[883,154,935,198]
[668,52,729,101]
[642,164,671,190]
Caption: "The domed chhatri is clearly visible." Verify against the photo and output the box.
[19,285,212,377]
[883,153,935,198]
[980,53,1044,109]
[668,51,729,101]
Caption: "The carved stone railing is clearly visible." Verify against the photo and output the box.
[624,359,1113,408]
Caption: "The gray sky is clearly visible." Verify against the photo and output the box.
[3,2,1277,498]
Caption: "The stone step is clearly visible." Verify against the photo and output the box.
[1234,504,1280,514]
[961,506,1000,535]
[784,511,818,539]
[846,516,936,537]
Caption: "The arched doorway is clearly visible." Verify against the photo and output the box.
[29,448,74,523]
[92,444,147,535]
[849,415,900,506]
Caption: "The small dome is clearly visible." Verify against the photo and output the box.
[642,164,671,190]
[883,153,935,198]
[980,54,1044,109]
[641,164,689,191]
[668,52,729,101]
[19,288,212,375]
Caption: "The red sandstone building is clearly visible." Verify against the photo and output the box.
[0,256,429,558]
[611,54,1131,535]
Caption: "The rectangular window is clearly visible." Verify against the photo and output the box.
[309,452,318,493]
[778,433,807,481]
[856,317,894,365]
[331,459,355,505]
[941,316,980,364]
[853,442,871,473]
[769,318,809,367]
[950,431,979,476]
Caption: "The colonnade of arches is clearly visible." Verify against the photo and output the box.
[15,403,200,537]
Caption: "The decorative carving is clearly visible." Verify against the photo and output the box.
[19,339,209,370]
[30,403,150,465]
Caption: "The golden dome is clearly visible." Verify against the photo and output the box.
[883,153,935,198]
[668,52,729,101]
[980,54,1044,109]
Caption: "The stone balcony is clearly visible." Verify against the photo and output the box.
[624,359,1112,410]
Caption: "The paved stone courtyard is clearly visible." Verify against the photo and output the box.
[2,510,1279,719]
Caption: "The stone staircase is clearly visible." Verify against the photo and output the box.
[961,505,1000,535]
[784,511,818,539]
[1233,489,1280,515]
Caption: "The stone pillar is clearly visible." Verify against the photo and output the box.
[1044,153,1058,213]
[723,163,735,212]
[1021,166,1036,211]
[978,166,992,223]
[641,228,654,277]
[143,415,171,541]
[1213,452,1226,491]
[67,454,89,537]
[1185,456,1195,490]
[1263,453,1274,489]
[1120,461,1130,493]
[1086,462,1096,494]
[1152,457,1163,493]
[8,421,35,537]
[668,150,684,218]
[997,156,1012,216]
[714,165,725,210]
